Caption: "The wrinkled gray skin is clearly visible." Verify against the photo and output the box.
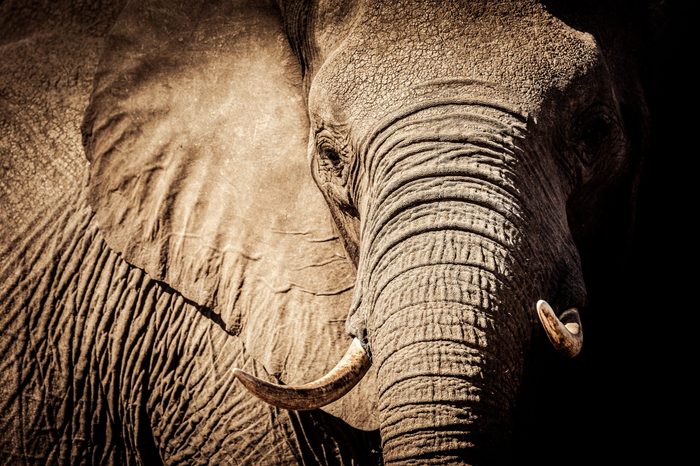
[0,0,648,464]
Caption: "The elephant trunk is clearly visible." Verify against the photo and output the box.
[347,104,536,464]
[367,231,528,464]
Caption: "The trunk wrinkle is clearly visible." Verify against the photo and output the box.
[370,181,522,240]
[374,169,522,210]
[365,225,521,290]
[360,99,527,169]
[373,132,518,181]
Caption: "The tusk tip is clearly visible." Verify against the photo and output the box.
[232,368,261,389]
[536,299,553,315]
[231,368,256,387]
[535,300,558,329]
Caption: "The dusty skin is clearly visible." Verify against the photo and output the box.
[0,1,672,464]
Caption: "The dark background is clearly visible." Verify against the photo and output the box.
[516,2,691,463]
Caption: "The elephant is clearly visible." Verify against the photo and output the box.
[0,0,672,464]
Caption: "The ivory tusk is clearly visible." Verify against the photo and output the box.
[232,338,371,410]
[536,299,583,358]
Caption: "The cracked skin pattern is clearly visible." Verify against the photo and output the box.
[0,188,378,464]
[1,0,650,464]
[0,0,125,239]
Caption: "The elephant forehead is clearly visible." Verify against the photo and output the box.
[308,0,600,133]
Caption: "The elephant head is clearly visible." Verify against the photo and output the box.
[82,0,647,463]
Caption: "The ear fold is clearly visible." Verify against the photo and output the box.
[82,0,308,314]
[82,0,377,430]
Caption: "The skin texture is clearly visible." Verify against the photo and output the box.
[0,0,659,464]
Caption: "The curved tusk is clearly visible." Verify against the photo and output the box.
[232,338,371,410]
[536,300,583,358]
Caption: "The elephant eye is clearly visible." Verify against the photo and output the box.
[321,147,342,167]
[573,106,623,167]
[581,114,611,151]
[317,138,347,181]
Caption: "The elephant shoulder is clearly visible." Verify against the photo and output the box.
[0,1,127,241]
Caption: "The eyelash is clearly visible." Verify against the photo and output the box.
[316,131,349,180]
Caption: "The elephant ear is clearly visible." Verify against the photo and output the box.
[82,0,377,429]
